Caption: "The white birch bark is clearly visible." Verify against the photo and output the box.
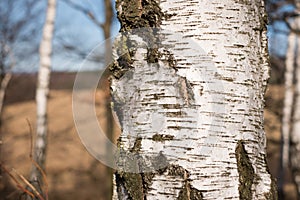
[0,73,12,116]
[0,45,15,118]
[291,3,300,196]
[291,37,300,198]
[30,0,56,185]
[281,28,296,187]
[112,0,276,199]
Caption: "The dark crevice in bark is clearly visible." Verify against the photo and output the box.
[116,172,133,200]
[111,0,177,80]
[169,165,203,200]
[117,172,144,200]
[115,148,169,199]
[235,140,255,200]
[116,0,164,31]
[177,184,203,200]
[115,150,204,199]
[109,34,136,79]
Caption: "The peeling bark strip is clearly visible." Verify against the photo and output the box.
[112,0,276,199]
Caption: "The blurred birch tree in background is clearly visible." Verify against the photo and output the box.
[29,0,56,197]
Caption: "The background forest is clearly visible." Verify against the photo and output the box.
[0,0,299,199]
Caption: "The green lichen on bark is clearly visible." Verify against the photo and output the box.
[235,140,255,200]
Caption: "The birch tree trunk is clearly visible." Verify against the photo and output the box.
[110,0,276,199]
[280,21,297,197]
[30,0,56,187]
[291,39,300,199]
[290,2,300,197]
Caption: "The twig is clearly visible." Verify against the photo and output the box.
[0,163,35,198]
[60,0,104,29]
[26,119,34,159]
[26,119,49,200]
[13,168,45,200]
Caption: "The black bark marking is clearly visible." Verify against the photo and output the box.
[172,165,203,200]
[146,47,160,63]
[152,133,174,142]
[131,137,143,153]
[177,184,203,200]
[109,35,135,79]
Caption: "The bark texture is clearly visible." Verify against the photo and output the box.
[112,0,275,199]
[31,0,56,186]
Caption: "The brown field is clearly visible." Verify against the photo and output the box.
[0,73,297,199]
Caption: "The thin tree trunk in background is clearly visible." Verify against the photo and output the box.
[291,36,300,199]
[30,0,56,189]
[0,72,11,178]
[291,2,300,195]
[112,0,276,199]
[61,1,114,199]
[0,73,12,117]
[0,46,14,118]
[280,29,296,197]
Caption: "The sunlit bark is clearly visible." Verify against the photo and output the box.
[112,0,276,199]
